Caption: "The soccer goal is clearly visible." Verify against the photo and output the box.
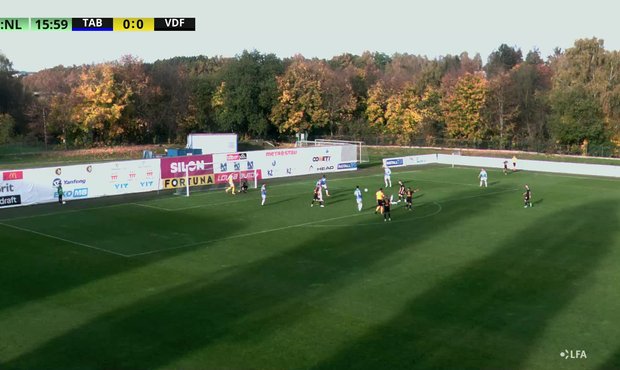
[295,139,369,163]
[175,169,260,197]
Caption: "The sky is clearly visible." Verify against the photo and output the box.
[2,0,619,72]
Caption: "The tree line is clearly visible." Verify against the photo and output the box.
[0,37,619,155]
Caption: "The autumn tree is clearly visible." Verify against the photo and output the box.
[271,57,354,135]
[442,72,489,141]
[71,64,132,145]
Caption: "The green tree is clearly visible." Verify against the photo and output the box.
[211,50,283,138]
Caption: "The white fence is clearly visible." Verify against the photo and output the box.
[383,154,620,178]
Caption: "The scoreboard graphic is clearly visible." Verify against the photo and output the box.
[0,18,195,31]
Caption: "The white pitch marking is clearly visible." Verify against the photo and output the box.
[0,222,130,258]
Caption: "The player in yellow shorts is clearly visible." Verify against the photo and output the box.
[375,188,385,214]
[225,173,236,195]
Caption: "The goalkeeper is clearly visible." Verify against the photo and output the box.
[225,173,236,195]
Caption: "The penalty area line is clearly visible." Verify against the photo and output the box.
[0,222,130,258]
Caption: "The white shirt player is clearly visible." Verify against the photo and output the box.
[384,166,392,187]
[479,169,488,187]
[260,184,267,205]
[354,187,363,211]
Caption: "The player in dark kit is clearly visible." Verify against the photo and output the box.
[523,184,532,208]
[240,180,249,193]
[405,187,414,210]
[383,197,392,221]
[311,185,325,207]
[397,180,406,203]
[57,183,64,205]
[503,160,509,175]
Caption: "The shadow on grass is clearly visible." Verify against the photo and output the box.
[598,348,620,369]
[312,200,617,370]
[3,186,511,369]
[0,191,242,312]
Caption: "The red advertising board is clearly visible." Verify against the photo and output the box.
[160,154,213,179]
[214,170,262,184]
[2,171,23,181]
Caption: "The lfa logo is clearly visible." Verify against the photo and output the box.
[560,349,587,360]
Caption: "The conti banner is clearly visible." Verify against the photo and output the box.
[162,175,214,189]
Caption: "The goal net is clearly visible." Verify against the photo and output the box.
[174,169,259,196]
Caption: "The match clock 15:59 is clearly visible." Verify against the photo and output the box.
[32,18,71,31]
[113,18,154,31]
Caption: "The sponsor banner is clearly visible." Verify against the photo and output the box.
[98,159,160,195]
[265,149,298,157]
[337,162,358,170]
[215,146,355,179]
[160,154,214,179]
[226,152,247,161]
[162,174,215,189]
[385,158,404,167]
[214,170,261,184]
[2,170,23,181]
[0,195,21,207]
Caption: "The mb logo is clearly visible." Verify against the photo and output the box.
[220,163,228,172]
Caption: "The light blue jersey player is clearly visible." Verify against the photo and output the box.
[260,184,267,205]
[319,175,330,196]
[479,168,488,187]
[354,186,363,211]
[384,166,392,187]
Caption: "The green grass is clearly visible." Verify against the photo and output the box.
[1,165,620,369]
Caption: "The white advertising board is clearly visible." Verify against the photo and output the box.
[1,159,161,208]
[383,154,620,178]
[212,146,358,180]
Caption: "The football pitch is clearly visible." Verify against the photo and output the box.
[1,164,620,369]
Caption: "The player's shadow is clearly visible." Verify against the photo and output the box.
[488,181,500,186]
[312,200,617,370]
[533,198,544,205]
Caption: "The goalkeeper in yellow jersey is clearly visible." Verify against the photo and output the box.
[225,173,236,195]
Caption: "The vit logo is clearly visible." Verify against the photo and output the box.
[111,174,119,181]
[114,183,129,189]
[560,350,587,360]
[140,181,154,188]
[146,170,154,177]
[129,172,137,179]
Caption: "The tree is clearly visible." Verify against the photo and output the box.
[0,113,15,144]
[71,64,132,145]
[442,72,489,141]
[211,50,284,138]
[271,57,354,135]
[485,44,523,77]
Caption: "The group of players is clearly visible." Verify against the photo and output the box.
[310,168,418,222]
[227,157,533,217]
